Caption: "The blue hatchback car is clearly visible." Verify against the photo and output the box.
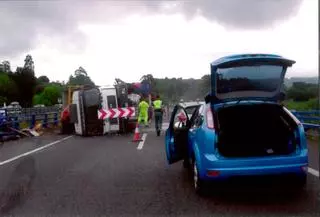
[165,54,308,195]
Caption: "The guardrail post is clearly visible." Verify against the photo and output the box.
[13,117,19,129]
[54,113,58,126]
[43,113,48,128]
[30,114,36,129]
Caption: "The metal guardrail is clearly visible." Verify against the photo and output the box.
[0,106,61,130]
[5,106,61,116]
[290,110,320,131]
[6,113,60,129]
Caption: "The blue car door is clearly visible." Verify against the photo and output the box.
[188,105,205,153]
[165,105,190,164]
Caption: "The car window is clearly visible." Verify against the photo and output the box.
[216,65,284,93]
[190,109,199,128]
[198,104,204,115]
[184,105,199,118]
[192,105,204,128]
[173,107,188,129]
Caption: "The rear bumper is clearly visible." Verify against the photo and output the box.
[198,150,308,181]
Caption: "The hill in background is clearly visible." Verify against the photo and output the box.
[155,76,318,103]
[285,77,318,87]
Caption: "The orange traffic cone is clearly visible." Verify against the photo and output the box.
[132,122,143,142]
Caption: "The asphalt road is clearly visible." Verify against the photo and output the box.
[0,124,319,216]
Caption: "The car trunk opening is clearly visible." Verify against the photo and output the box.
[216,103,299,158]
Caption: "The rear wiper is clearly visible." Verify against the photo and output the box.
[220,99,241,110]
[235,99,242,105]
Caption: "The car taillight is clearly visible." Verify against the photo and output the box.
[206,107,214,129]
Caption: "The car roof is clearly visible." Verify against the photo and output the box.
[210,53,295,67]
[179,101,204,109]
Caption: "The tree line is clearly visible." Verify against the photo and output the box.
[153,75,318,109]
[0,55,95,108]
[0,55,318,110]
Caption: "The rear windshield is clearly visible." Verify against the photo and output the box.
[216,65,284,94]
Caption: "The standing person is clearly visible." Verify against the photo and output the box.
[148,102,153,125]
[138,96,149,127]
[153,95,163,136]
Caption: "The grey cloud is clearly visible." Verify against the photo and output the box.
[156,0,303,28]
[0,0,303,57]
[0,1,89,57]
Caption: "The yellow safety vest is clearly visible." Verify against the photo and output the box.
[153,100,162,109]
[139,101,149,115]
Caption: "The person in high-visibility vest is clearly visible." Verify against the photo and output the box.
[153,95,163,136]
[138,96,149,127]
[148,102,153,125]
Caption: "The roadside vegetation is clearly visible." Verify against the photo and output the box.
[0,55,318,111]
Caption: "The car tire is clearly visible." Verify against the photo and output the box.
[294,175,307,189]
[183,158,190,169]
[192,159,207,196]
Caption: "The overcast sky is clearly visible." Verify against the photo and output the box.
[0,0,317,85]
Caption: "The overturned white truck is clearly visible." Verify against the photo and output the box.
[69,79,142,136]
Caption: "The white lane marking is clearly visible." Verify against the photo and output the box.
[137,133,147,150]
[0,135,73,166]
[308,167,319,177]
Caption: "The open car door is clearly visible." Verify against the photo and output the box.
[165,104,190,164]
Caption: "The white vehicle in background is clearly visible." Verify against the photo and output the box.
[6,101,22,116]
[9,101,22,109]
[33,104,45,108]
[179,101,205,119]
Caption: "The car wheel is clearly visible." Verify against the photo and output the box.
[294,175,307,189]
[183,159,190,169]
[192,159,206,196]
[183,156,191,169]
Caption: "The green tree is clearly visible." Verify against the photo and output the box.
[286,82,317,101]
[37,75,50,84]
[67,67,95,86]
[0,71,18,104]
[199,74,211,96]
[35,75,51,94]
[1,60,11,73]
[33,85,62,106]
[75,66,87,76]
[11,62,37,107]
[24,54,35,72]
